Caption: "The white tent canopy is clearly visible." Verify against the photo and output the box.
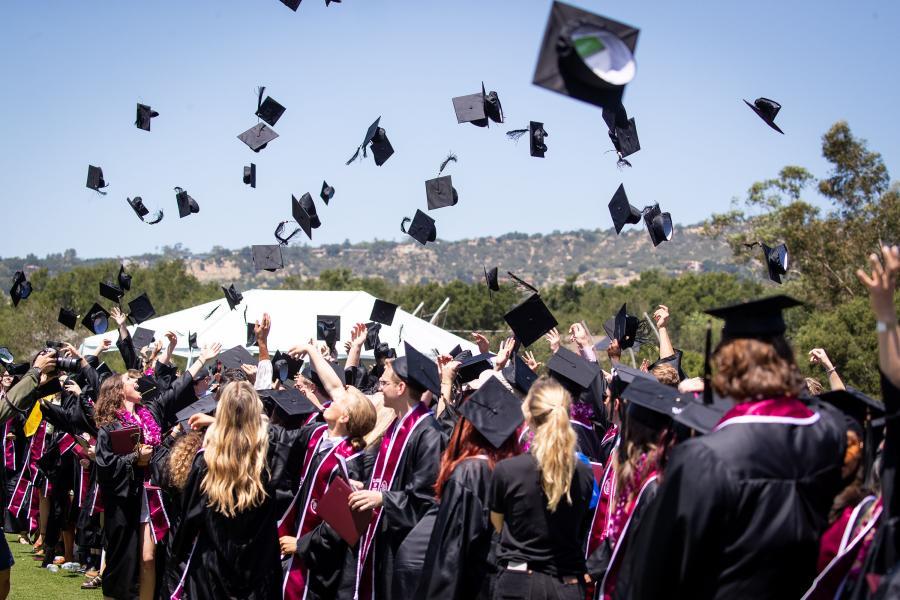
[80,289,477,363]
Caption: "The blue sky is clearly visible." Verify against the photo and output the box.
[1,0,897,259]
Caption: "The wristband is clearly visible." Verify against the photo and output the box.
[876,320,895,334]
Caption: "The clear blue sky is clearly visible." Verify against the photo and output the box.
[1,0,897,259]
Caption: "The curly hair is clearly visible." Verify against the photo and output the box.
[712,336,805,401]
[167,431,204,491]
[650,363,680,387]
[94,375,128,428]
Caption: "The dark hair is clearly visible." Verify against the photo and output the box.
[95,375,127,428]
[712,336,805,401]
[434,417,518,499]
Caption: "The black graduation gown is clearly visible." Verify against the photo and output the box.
[337,414,445,600]
[618,407,845,600]
[168,423,304,600]
[414,458,497,600]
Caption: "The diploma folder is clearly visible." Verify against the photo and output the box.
[318,477,373,547]
[109,426,142,455]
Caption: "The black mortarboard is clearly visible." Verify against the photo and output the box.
[118,265,132,292]
[320,181,335,205]
[297,193,321,229]
[346,117,394,166]
[370,299,398,326]
[610,363,655,399]
[458,352,495,383]
[401,210,437,245]
[604,304,639,349]
[533,2,639,110]
[304,359,346,389]
[375,343,396,361]
[0,347,12,365]
[448,344,464,359]
[705,295,803,339]
[86,165,108,195]
[819,388,885,436]
[608,184,642,234]
[452,90,487,125]
[82,303,110,335]
[744,97,784,134]
[673,398,730,435]
[643,204,673,247]
[243,163,256,188]
[135,375,158,401]
[9,271,32,307]
[620,376,680,430]
[316,315,341,347]
[279,0,301,10]
[246,323,258,347]
[483,84,504,124]
[237,123,279,152]
[425,176,459,210]
[272,350,304,383]
[609,116,640,159]
[648,349,687,382]
[175,187,200,218]
[291,195,314,240]
[504,294,558,348]
[547,347,602,394]
[58,307,78,330]
[256,95,286,127]
[5,362,31,377]
[188,332,198,350]
[365,322,382,351]
[132,327,155,351]
[175,396,218,428]
[484,266,500,298]
[252,244,284,272]
[530,121,548,158]
[762,243,789,284]
[95,362,114,380]
[135,103,159,131]
[460,376,524,448]
[393,342,440,395]
[502,352,539,395]
[222,284,243,311]
[127,197,164,224]
[128,293,155,324]
[218,345,257,370]
[99,281,125,304]
[259,388,317,418]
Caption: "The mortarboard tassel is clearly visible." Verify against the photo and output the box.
[616,155,632,169]
[345,146,361,165]
[506,271,539,295]
[256,86,266,114]
[145,210,164,225]
[438,153,457,176]
[274,220,302,245]
[506,129,529,142]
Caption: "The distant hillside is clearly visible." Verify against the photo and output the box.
[1,225,748,289]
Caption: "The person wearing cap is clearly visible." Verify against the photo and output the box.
[620,296,846,599]
[489,377,595,600]
[94,341,220,600]
[341,343,445,600]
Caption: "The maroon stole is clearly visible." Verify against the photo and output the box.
[354,402,432,600]
[600,424,619,447]
[715,397,819,431]
[8,420,48,521]
[281,431,362,600]
[802,496,882,600]
[278,425,329,538]
[598,471,659,600]
[3,418,16,470]
[586,458,617,559]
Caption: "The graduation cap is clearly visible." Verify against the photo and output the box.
[425,176,459,210]
[392,342,440,395]
[452,83,504,127]
[222,284,243,311]
[86,165,109,195]
[304,358,346,390]
[0,347,13,365]
[608,184,642,234]
[255,89,286,127]
[174,396,218,429]
[238,123,279,152]
[243,163,256,188]
[460,376,524,448]
[275,220,302,245]
[188,332,199,350]
[744,97,784,134]
[504,293,558,348]
[705,295,803,339]
[135,103,159,131]
[364,322,382,351]
[401,209,437,245]
[82,303,110,335]
[610,363,655,399]
[458,352,495,383]
[246,323,258,347]
[606,114,640,165]
[279,0,301,10]
[9,271,32,307]
[99,281,125,304]
[175,187,200,218]
[484,266,500,298]
[505,122,549,158]
[316,315,341,347]
[58,307,78,330]
[819,387,885,484]
[346,117,394,166]
[218,345,257,370]
[620,376,683,430]
[131,327,155,351]
[95,362,114,380]
[126,197,164,224]
[320,181,335,205]
[297,193,321,229]
[762,243,789,284]
[648,349,688,382]
[604,304,640,349]
[128,293,156,324]
[547,347,602,395]
[533,2,639,111]
[260,388,318,418]
[272,350,304,384]
[643,204,673,247]
[502,352,539,395]
[118,265,132,292]
[292,195,314,240]
[3,362,31,377]
[370,299,398,326]
[252,244,283,272]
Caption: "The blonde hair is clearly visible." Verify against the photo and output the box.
[344,388,378,451]
[201,382,269,517]
[524,377,577,512]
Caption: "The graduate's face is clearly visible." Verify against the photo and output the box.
[123,375,141,403]
[324,390,349,426]
[1,373,12,390]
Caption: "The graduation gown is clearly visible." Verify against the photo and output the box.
[167,423,303,600]
[414,457,497,600]
[618,399,845,600]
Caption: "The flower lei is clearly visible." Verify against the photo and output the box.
[608,452,649,543]
[116,405,161,447]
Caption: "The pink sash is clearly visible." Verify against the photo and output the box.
[145,484,171,543]
[586,459,617,559]
[715,397,819,430]
[600,424,619,447]
[8,421,47,519]
[354,402,432,600]
[3,419,16,470]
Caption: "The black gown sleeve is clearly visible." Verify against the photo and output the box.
[153,360,179,391]
[267,423,309,513]
[116,332,142,371]
[40,397,77,435]
[145,371,197,432]
[170,453,208,563]
[95,425,140,498]
[380,423,443,541]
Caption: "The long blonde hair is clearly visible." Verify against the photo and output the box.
[201,382,269,517]
[524,377,577,512]
[344,387,378,451]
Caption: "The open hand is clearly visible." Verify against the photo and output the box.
[471,332,490,354]
[857,245,900,322]
[653,305,670,329]
[545,328,561,354]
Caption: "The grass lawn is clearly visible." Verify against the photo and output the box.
[5,534,97,599]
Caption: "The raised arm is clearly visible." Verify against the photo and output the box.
[654,305,675,359]
[111,306,142,370]
[857,245,900,389]
[344,322,367,370]
[0,352,55,423]
[289,341,346,403]
[808,348,845,391]
[570,322,597,362]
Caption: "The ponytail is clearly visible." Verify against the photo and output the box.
[525,377,577,512]
[345,388,377,453]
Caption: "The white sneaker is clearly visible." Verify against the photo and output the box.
[46,564,59,573]
[61,562,81,571]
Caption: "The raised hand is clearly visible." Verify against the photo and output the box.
[569,322,593,349]
[545,328,561,354]
[639,358,651,372]
[654,305,670,329]
[33,351,57,374]
[110,306,127,326]
[857,245,900,322]
[495,336,516,370]
[240,363,258,384]
[64,380,83,396]
[523,351,542,372]
[436,354,461,383]
[255,313,271,343]
[808,348,835,371]
[471,332,491,354]
[92,338,112,357]
[198,343,222,364]
[350,322,368,348]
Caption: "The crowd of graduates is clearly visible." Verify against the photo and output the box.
[0,245,898,600]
